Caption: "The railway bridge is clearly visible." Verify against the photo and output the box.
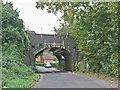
[24,32,81,71]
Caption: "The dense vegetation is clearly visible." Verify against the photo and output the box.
[1,2,39,88]
[36,2,119,77]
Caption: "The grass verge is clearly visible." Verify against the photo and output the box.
[70,71,118,88]
[4,74,40,88]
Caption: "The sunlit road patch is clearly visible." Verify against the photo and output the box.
[36,66,61,73]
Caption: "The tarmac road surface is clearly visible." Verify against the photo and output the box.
[32,66,113,88]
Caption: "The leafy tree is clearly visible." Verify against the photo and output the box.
[1,2,33,87]
[2,2,30,51]
[36,2,119,77]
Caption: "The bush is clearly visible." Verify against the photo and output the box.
[74,61,85,72]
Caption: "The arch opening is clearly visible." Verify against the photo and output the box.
[34,47,72,71]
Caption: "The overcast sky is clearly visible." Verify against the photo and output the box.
[3,0,61,34]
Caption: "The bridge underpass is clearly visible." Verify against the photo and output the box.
[24,33,81,71]
[34,46,72,71]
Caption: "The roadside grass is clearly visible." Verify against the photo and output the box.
[72,71,118,80]
[5,74,40,88]
[70,71,118,88]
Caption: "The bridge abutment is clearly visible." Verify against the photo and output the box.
[24,47,35,66]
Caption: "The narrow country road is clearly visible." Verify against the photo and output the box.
[32,66,112,88]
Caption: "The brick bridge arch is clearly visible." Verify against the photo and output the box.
[24,32,81,71]
[34,47,72,71]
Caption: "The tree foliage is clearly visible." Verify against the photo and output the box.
[1,2,34,87]
[36,2,119,77]
[2,2,30,51]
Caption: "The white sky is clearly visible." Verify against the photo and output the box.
[3,0,61,34]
